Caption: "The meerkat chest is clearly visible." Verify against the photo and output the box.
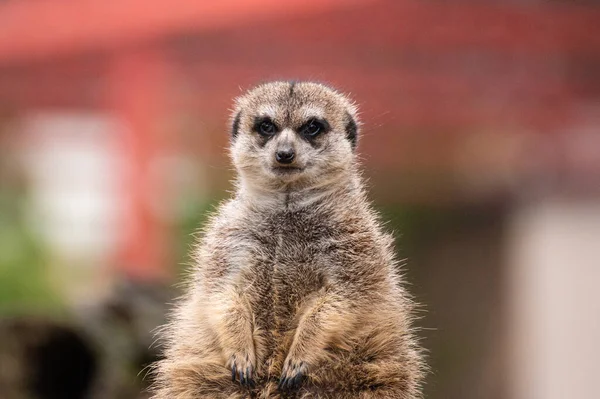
[275,211,335,287]
[246,209,337,316]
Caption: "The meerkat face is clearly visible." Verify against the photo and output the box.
[230,81,359,190]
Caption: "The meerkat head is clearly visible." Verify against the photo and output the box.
[229,81,359,192]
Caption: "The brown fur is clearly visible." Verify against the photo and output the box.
[150,81,425,398]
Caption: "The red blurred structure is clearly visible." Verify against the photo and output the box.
[107,50,173,280]
[0,0,599,279]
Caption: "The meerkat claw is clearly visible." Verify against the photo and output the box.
[290,371,305,390]
[279,361,306,392]
[230,357,255,387]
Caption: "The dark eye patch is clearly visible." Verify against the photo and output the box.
[253,117,279,137]
[299,118,329,139]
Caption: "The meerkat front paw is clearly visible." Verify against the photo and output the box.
[228,350,256,387]
[278,357,308,392]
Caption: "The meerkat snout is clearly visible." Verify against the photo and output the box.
[273,128,297,166]
[275,148,295,164]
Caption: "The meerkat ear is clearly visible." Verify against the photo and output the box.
[231,111,242,139]
[345,112,358,149]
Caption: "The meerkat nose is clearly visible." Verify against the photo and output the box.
[275,149,295,164]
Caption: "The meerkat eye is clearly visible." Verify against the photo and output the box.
[302,119,325,138]
[255,119,277,136]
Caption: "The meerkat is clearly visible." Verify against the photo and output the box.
[150,81,425,398]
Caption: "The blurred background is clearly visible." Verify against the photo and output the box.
[0,0,599,398]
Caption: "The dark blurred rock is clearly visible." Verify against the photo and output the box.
[0,318,97,399]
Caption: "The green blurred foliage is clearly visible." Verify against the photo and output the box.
[0,189,63,316]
